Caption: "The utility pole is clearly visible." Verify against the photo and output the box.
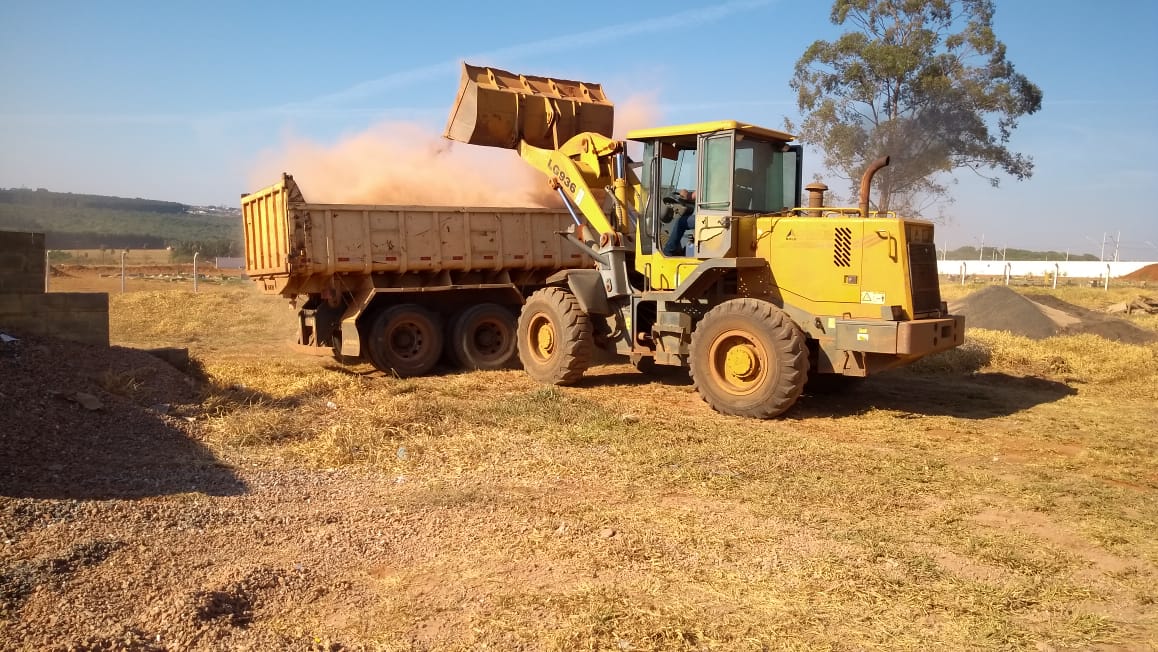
[1100,232,1106,262]
[1114,231,1120,262]
[979,233,984,261]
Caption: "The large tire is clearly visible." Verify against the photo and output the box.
[447,303,518,371]
[367,304,444,377]
[517,287,593,385]
[689,298,808,418]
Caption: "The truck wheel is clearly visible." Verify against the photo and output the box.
[367,304,444,377]
[448,303,518,370]
[517,287,592,385]
[689,298,808,418]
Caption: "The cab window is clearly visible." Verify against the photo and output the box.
[700,135,732,209]
[639,139,696,254]
[734,138,798,213]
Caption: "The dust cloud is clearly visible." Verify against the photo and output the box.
[613,93,663,140]
[248,95,664,206]
[248,121,558,207]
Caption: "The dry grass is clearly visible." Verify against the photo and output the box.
[57,248,175,265]
[108,282,1158,649]
[110,286,297,352]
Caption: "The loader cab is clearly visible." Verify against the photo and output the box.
[630,120,804,262]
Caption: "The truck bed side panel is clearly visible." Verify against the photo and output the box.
[241,176,585,296]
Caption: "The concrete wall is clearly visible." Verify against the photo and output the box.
[0,230,110,346]
[0,231,47,293]
[0,292,109,345]
[937,260,1156,279]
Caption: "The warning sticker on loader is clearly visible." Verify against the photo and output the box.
[860,291,886,304]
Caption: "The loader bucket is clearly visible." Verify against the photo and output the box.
[444,62,614,150]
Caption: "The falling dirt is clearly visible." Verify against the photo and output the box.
[248,121,560,207]
[949,286,1156,344]
[248,93,666,207]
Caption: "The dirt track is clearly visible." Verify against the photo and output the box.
[3,274,1157,650]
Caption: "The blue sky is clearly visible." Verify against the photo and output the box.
[1,0,1156,259]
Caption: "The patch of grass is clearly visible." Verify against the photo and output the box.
[102,281,1158,648]
[110,287,296,351]
[95,367,148,397]
[963,330,1158,391]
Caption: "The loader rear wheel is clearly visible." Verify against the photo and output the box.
[448,303,518,371]
[517,287,592,385]
[367,304,443,377]
[689,299,808,418]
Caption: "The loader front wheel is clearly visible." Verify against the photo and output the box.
[448,303,518,371]
[517,287,592,385]
[689,299,808,418]
[367,304,444,377]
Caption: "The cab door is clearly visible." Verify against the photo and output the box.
[694,131,736,259]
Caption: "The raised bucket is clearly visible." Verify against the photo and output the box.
[444,62,614,150]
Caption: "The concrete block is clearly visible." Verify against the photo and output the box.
[0,231,47,294]
[0,291,110,346]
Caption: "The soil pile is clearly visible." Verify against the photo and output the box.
[949,286,1156,344]
[0,330,396,649]
[0,331,238,500]
[1122,263,1158,282]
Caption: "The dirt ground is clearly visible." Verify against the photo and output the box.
[2,268,1156,650]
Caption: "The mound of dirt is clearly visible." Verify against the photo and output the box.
[1026,293,1157,344]
[0,330,244,500]
[949,286,1156,344]
[1122,263,1158,282]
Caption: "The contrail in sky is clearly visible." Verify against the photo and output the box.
[286,0,777,110]
[1,0,777,125]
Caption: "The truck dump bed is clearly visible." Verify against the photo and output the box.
[242,174,585,296]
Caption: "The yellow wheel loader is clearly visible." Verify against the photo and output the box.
[445,63,964,418]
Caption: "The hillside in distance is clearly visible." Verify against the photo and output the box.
[945,246,1099,262]
[0,187,241,256]
[2,187,1102,263]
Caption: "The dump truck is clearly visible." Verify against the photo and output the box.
[442,63,964,418]
[241,174,586,375]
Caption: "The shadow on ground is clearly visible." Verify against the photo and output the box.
[791,371,1077,419]
[0,406,247,500]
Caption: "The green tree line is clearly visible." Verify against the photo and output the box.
[0,187,187,214]
[945,246,1097,262]
[0,194,241,256]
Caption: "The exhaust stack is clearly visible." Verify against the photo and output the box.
[858,156,890,218]
[444,63,614,151]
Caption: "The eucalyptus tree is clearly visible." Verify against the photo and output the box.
[790,0,1043,215]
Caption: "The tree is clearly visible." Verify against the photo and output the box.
[789,0,1043,216]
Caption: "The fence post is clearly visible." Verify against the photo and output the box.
[193,252,199,293]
